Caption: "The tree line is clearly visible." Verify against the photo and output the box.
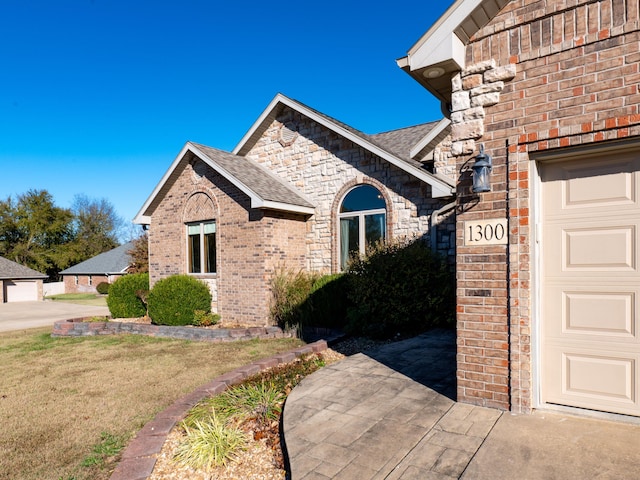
[0,189,139,279]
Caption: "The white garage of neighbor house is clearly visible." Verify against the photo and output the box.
[0,256,47,303]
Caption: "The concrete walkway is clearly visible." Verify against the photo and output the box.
[283,329,640,479]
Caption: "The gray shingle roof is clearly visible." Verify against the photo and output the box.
[191,143,314,209]
[0,256,47,279]
[59,242,134,275]
[368,123,440,162]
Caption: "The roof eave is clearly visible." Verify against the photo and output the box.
[256,201,315,215]
[133,143,193,224]
[190,143,315,215]
[410,118,452,160]
[234,94,455,198]
[397,0,510,102]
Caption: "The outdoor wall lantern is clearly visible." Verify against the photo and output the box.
[471,144,492,193]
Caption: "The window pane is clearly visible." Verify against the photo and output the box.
[341,185,385,213]
[365,213,386,251]
[188,233,201,273]
[204,232,216,273]
[340,216,359,270]
[188,224,200,235]
[203,222,216,234]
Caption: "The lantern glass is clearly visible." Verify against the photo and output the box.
[472,165,491,192]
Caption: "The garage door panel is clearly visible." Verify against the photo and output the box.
[544,285,640,341]
[564,291,635,337]
[544,346,638,416]
[541,155,640,417]
[564,163,635,208]
[565,226,635,270]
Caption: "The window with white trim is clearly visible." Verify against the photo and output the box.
[187,221,217,274]
[339,185,386,270]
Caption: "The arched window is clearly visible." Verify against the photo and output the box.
[339,184,386,270]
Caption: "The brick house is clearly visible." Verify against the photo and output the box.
[399,0,640,418]
[134,94,457,327]
[59,242,133,293]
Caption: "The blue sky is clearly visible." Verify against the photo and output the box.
[0,1,449,236]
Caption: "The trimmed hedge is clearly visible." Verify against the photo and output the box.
[95,282,110,295]
[106,273,149,318]
[148,275,212,326]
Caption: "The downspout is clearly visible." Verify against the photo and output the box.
[430,200,456,251]
[505,139,512,411]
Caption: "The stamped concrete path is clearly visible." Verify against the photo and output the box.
[282,329,640,479]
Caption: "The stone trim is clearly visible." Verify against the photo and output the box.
[330,177,395,272]
[450,60,516,156]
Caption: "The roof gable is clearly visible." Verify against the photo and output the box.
[59,242,134,275]
[233,94,455,198]
[0,256,47,280]
[134,142,315,224]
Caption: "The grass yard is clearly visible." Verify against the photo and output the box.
[0,327,304,480]
[45,293,108,307]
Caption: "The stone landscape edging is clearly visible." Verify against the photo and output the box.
[52,318,294,342]
[108,339,329,480]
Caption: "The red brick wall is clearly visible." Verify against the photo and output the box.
[148,152,307,326]
[63,274,111,294]
[454,0,640,411]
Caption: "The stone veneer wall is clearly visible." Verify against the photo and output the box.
[246,106,456,271]
[451,0,640,412]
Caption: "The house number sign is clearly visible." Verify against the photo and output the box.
[464,218,508,246]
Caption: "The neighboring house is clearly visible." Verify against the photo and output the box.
[59,242,134,294]
[399,0,640,418]
[0,256,47,302]
[134,94,457,327]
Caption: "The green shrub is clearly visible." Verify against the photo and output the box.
[95,282,110,295]
[269,268,319,330]
[148,275,212,326]
[296,274,351,329]
[194,310,220,327]
[106,273,149,318]
[345,238,454,339]
[270,270,351,331]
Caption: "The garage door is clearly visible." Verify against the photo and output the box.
[5,280,38,302]
[541,153,640,417]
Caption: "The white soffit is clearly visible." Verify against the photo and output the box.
[401,0,509,72]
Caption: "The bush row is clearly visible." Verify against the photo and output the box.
[270,238,454,340]
[107,273,218,326]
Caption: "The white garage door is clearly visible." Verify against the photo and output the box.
[5,280,38,302]
[540,152,640,417]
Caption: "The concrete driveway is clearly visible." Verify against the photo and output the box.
[0,301,110,333]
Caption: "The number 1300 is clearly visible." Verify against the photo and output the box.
[464,219,508,245]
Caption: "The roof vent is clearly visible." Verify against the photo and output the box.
[278,123,298,147]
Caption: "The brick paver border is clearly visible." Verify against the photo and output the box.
[108,339,329,480]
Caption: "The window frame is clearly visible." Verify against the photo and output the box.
[186,220,217,275]
[338,185,387,270]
